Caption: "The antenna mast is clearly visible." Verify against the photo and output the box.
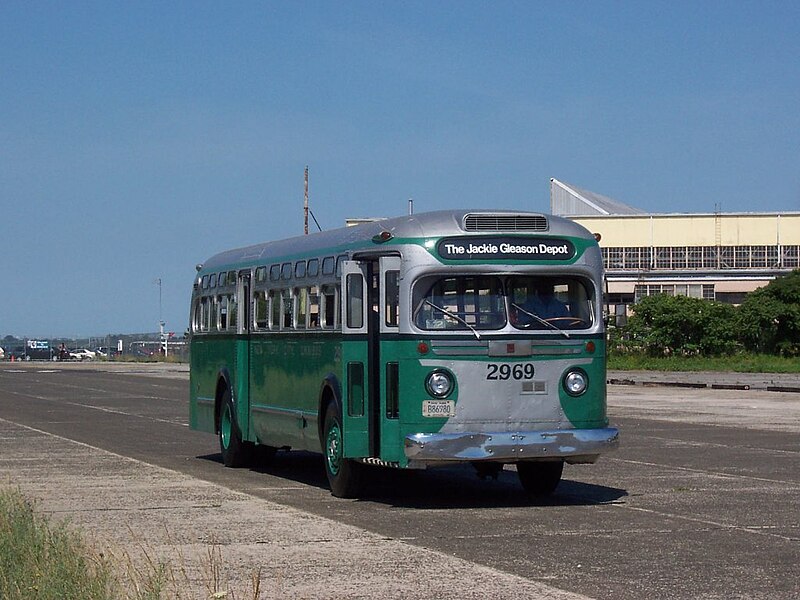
[304,165,309,235]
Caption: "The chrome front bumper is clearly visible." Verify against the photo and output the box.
[404,427,619,465]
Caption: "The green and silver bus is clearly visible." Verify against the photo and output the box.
[189,209,618,497]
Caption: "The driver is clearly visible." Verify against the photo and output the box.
[513,281,568,324]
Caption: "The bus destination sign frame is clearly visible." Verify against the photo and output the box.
[436,236,576,261]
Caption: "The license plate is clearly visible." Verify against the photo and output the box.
[422,400,455,418]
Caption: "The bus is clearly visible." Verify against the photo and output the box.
[189,209,619,497]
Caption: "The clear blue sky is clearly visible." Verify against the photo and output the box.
[2,1,798,338]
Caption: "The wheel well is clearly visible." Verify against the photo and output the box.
[318,386,335,442]
[214,377,228,434]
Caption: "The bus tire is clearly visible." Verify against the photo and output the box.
[322,404,362,498]
[218,387,253,468]
[517,461,563,496]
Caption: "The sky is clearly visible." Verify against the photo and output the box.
[1,1,799,338]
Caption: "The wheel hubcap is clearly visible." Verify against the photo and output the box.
[221,405,232,449]
[326,422,342,476]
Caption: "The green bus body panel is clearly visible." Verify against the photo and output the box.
[190,334,608,465]
[341,339,369,457]
[558,337,608,427]
[249,333,343,452]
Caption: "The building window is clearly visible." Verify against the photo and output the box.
[783,245,799,268]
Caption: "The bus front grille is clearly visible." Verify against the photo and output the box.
[463,213,549,232]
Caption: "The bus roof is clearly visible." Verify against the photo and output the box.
[198,209,594,273]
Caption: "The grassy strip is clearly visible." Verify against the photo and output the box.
[0,487,116,599]
[608,353,800,374]
[1,487,266,600]
[0,487,168,600]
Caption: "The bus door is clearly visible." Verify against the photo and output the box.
[236,270,252,441]
[341,256,401,461]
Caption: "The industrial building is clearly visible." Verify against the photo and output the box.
[550,178,800,316]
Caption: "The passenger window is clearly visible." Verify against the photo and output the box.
[309,286,320,328]
[192,299,201,332]
[219,296,228,330]
[201,275,209,289]
[282,289,293,329]
[281,263,292,280]
[202,297,210,332]
[255,266,267,284]
[269,264,281,282]
[209,273,217,288]
[385,270,400,328]
[269,290,280,330]
[296,287,308,329]
[295,261,306,279]
[307,258,320,277]
[255,291,268,329]
[346,274,364,329]
[321,256,335,276]
[322,285,337,329]
[228,294,238,331]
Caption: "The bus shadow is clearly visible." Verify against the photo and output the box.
[201,451,627,509]
[357,466,628,509]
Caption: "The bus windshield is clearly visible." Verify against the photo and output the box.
[508,276,594,330]
[415,276,506,331]
[414,275,595,332]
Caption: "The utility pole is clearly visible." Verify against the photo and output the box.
[156,277,167,358]
[304,165,309,235]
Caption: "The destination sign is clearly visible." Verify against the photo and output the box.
[437,236,576,261]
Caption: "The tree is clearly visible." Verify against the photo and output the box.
[737,269,800,356]
[625,294,738,356]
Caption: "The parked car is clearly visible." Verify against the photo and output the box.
[8,347,26,361]
[69,348,96,361]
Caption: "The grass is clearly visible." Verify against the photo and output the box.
[0,487,117,599]
[0,487,265,599]
[608,352,800,374]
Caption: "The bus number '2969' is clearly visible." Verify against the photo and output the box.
[486,363,535,380]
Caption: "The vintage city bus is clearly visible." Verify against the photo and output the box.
[189,209,618,497]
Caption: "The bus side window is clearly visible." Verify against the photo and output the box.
[346,273,364,329]
[385,270,399,328]
[269,290,280,330]
[199,297,207,332]
[309,286,320,328]
[321,285,336,329]
[255,291,268,329]
[210,297,218,331]
[219,296,228,330]
[192,298,200,332]
[203,297,210,331]
[296,287,308,330]
[229,294,238,331]
[281,289,293,329]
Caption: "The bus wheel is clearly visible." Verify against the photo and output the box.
[218,388,252,468]
[322,404,362,498]
[517,461,563,496]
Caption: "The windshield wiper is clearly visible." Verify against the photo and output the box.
[424,300,482,340]
[511,303,570,338]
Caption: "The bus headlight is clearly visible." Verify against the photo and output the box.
[563,369,588,396]
[426,370,454,398]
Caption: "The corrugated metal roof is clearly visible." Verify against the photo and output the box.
[550,178,646,215]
